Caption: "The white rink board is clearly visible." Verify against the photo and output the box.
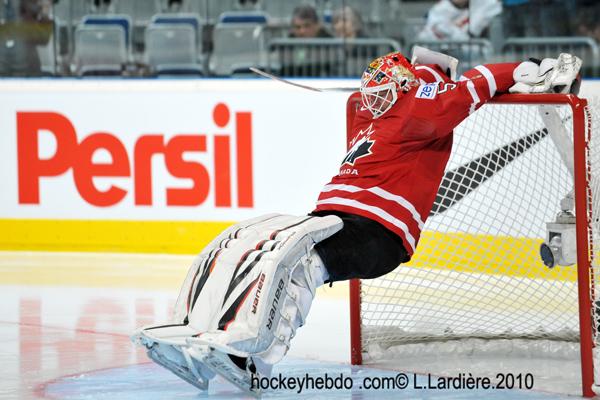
[1,79,600,227]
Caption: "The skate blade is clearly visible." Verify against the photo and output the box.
[186,345,262,397]
[134,332,212,392]
[146,344,210,391]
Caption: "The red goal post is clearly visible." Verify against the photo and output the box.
[346,92,596,397]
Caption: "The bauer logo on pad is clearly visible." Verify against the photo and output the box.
[415,83,438,99]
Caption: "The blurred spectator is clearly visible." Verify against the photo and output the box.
[470,0,502,37]
[238,0,259,10]
[332,6,367,39]
[503,0,575,38]
[418,0,469,41]
[418,0,501,40]
[289,5,331,38]
[283,5,332,77]
[332,5,374,76]
[166,0,183,12]
[576,1,600,43]
[536,0,576,36]
[0,0,53,76]
[501,0,535,38]
[92,0,113,13]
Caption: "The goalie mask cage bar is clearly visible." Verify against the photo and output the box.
[346,92,599,397]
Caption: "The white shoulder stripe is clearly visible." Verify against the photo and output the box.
[474,65,497,98]
[321,184,425,228]
[465,79,480,114]
[316,197,416,251]
[457,76,480,114]
[415,65,444,83]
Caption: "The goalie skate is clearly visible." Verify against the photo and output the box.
[186,344,264,396]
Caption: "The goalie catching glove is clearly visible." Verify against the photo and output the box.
[132,213,342,394]
[509,53,582,95]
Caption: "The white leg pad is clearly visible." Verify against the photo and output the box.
[132,213,343,393]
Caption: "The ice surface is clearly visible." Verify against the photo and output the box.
[0,251,582,399]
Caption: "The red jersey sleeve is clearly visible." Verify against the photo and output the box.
[410,62,520,139]
[459,62,520,104]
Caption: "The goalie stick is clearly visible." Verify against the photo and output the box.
[249,67,357,92]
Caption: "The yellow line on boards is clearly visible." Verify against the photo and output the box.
[0,220,576,286]
[409,231,577,282]
[0,220,350,297]
[0,219,234,254]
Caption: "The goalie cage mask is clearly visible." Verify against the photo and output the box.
[360,51,419,119]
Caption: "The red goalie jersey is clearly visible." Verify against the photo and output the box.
[314,62,519,256]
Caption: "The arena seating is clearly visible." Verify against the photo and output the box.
[145,22,203,75]
[210,11,269,76]
[73,15,131,76]
[23,0,600,78]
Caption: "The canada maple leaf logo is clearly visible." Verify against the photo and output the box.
[342,124,376,166]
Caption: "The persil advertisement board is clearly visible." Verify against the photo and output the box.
[0,80,350,219]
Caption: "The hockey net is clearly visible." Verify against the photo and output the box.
[347,92,600,397]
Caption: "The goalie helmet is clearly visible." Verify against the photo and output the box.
[360,52,419,118]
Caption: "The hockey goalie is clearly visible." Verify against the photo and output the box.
[132,48,582,394]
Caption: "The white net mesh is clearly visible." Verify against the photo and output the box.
[587,98,600,377]
[355,96,600,394]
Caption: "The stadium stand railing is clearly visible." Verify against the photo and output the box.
[500,37,600,77]
[405,39,494,74]
[266,37,401,77]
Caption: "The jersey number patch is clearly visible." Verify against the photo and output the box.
[438,82,458,95]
